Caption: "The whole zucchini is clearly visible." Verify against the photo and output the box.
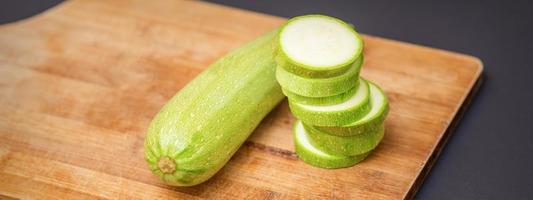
[144,30,284,186]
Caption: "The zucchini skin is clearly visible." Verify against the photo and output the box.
[294,121,369,169]
[313,81,389,136]
[144,30,284,186]
[288,78,371,126]
[304,122,385,156]
[276,56,363,97]
[281,85,357,106]
[275,52,351,78]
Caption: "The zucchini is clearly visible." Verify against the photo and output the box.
[276,56,363,97]
[288,78,371,126]
[304,122,384,156]
[294,121,369,168]
[144,30,284,186]
[314,81,389,136]
[281,85,357,106]
[278,14,363,78]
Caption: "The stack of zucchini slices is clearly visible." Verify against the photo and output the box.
[276,15,389,169]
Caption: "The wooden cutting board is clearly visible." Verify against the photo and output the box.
[0,0,482,199]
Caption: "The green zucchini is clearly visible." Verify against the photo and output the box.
[278,14,363,78]
[282,85,357,106]
[144,30,284,186]
[314,81,389,136]
[294,121,369,168]
[276,56,363,97]
[288,78,371,126]
[304,122,384,156]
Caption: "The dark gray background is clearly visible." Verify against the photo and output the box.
[2,0,532,199]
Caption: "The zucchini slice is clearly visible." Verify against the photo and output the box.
[288,78,371,126]
[278,14,363,78]
[314,81,389,136]
[294,121,369,168]
[304,122,385,156]
[276,56,363,97]
[282,84,357,106]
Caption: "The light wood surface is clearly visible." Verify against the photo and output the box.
[0,0,482,199]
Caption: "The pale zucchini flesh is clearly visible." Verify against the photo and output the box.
[276,56,363,97]
[304,122,385,156]
[144,30,284,186]
[294,121,369,169]
[314,81,389,136]
[278,14,363,78]
[288,78,371,126]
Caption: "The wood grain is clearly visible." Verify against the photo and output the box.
[0,0,482,199]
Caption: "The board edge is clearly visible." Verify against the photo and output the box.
[404,71,484,199]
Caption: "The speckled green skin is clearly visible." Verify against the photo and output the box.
[294,121,369,169]
[288,78,371,126]
[281,84,357,106]
[304,122,385,156]
[276,56,363,97]
[314,81,389,136]
[275,53,351,78]
[277,15,364,78]
[144,30,285,186]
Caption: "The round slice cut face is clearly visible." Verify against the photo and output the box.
[314,81,389,136]
[294,121,369,169]
[279,15,363,74]
[276,55,363,97]
[288,78,371,126]
[304,122,385,156]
